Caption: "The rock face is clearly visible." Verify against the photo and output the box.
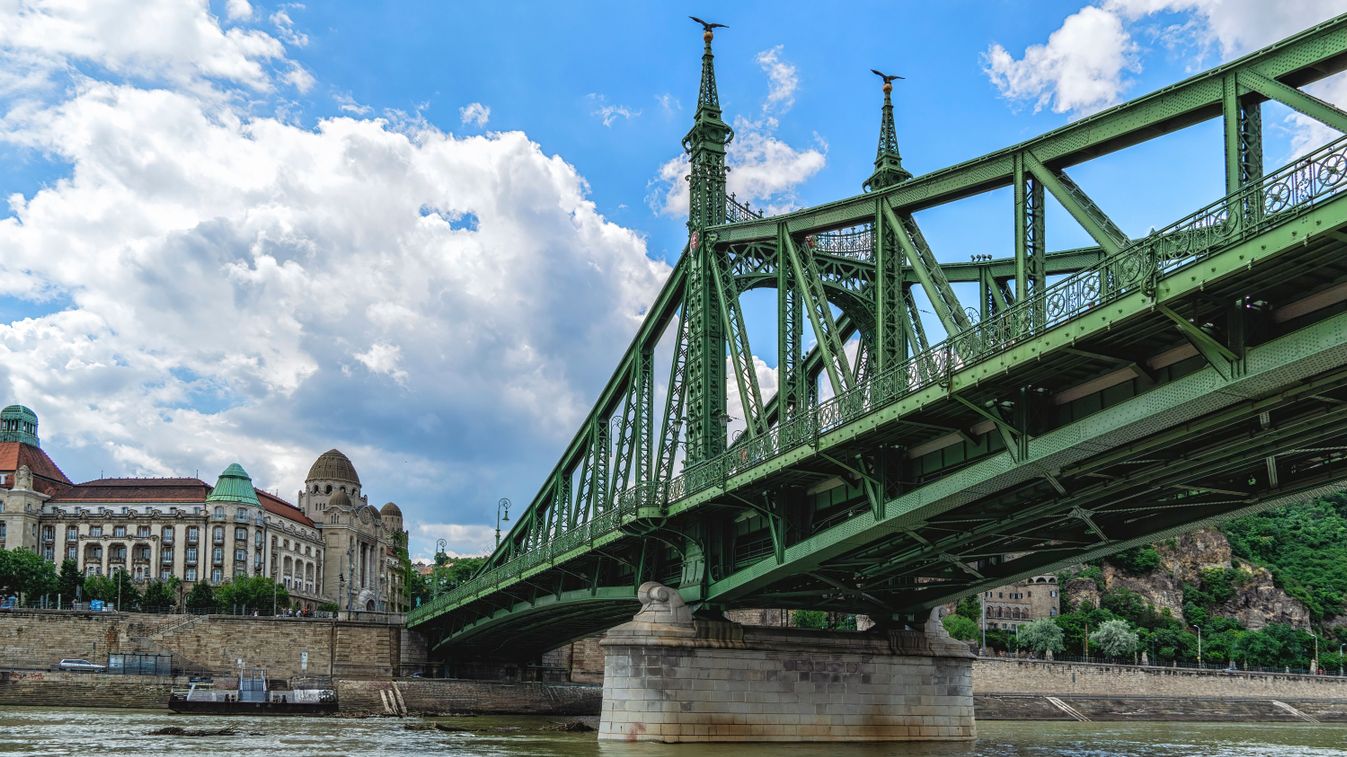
[1081,528,1310,629]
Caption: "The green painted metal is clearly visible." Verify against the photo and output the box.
[408,17,1347,655]
[205,463,260,507]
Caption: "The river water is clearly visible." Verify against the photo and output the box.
[2,709,1346,756]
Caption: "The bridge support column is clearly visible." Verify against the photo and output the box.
[598,582,974,742]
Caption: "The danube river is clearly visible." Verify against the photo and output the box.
[2,708,1346,756]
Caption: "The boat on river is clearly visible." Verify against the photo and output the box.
[168,668,337,715]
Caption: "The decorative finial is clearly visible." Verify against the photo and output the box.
[690,16,728,44]
[870,69,904,95]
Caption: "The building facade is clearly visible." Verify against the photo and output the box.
[0,405,407,612]
[981,575,1061,631]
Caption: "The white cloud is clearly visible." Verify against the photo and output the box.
[755,45,798,115]
[0,0,301,94]
[335,93,372,116]
[650,46,825,218]
[588,93,640,127]
[458,101,490,128]
[984,1,1344,124]
[354,343,408,385]
[724,355,779,441]
[983,5,1139,116]
[0,2,671,560]
[269,9,309,48]
[656,93,681,115]
[226,0,254,21]
[415,523,496,557]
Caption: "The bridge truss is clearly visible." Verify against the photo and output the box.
[410,16,1347,657]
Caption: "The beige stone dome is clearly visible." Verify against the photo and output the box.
[328,489,352,509]
[380,502,402,518]
[307,449,360,485]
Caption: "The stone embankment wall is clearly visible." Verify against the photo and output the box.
[974,658,1347,699]
[0,610,428,678]
[0,670,173,709]
[337,678,601,716]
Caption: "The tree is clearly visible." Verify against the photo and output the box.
[185,581,215,612]
[0,548,58,600]
[1090,618,1139,659]
[142,578,180,611]
[214,575,288,614]
[79,571,140,609]
[57,559,82,602]
[942,613,979,642]
[1019,618,1065,656]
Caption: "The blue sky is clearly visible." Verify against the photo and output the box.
[0,1,1342,560]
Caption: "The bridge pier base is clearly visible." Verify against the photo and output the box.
[598,582,975,743]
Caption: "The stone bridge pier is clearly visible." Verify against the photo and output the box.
[598,582,975,742]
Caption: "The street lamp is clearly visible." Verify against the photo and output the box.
[1339,643,1343,677]
[1192,625,1202,669]
[1310,630,1319,674]
[495,498,511,547]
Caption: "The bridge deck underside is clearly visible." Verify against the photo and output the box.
[418,199,1347,658]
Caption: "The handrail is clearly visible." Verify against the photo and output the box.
[409,135,1347,626]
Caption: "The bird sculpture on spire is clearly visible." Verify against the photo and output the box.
[870,69,905,93]
[690,16,727,42]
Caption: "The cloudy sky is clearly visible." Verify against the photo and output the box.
[0,1,1343,561]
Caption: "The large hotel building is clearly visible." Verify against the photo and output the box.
[0,404,407,612]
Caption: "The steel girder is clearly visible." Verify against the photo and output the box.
[411,18,1347,654]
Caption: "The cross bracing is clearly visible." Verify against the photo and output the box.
[409,15,1347,658]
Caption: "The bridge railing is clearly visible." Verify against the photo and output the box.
[408,135,1347,626]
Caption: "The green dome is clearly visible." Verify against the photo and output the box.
[206,463,261,507]
[0,404,40,447]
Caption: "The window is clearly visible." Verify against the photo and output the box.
[161,548,174,564]
[254,531,263,546]
[66,545,77,560]
[161,526,174,543]
[113,525,126,538]
[41,526,54,541]
[1050,608,1058,617]
[213,506,225,521]
[1051,590,1058,598]
[90,525,103,537]
[283,539,290,550]
[234,548,247,562]
[159,569,173,582]
[185,567,197,582]
[185,547,198,563]
[187,527,199,543]
[66,526,78,541]
[137,525,150,538]
[212,547,224,564]
[212,526,224,544]
[235,527,247,542]
[235,509,249,522]
[43,546,54,560]
[210,568,223,584]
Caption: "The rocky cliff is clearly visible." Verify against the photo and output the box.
[1066,528,1311,629]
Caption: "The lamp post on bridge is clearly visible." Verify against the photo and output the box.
[495,498,511,548]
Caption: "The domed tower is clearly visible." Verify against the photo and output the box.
[379,502,403,534]
[0,405,40,447]
[206,463,263,581]
[206,463,261,508]
[297,449,366,516]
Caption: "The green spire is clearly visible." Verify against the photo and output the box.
[683,21,733,231]
[0,404,40,447]
[206,462,261,507]
[864,75,912,192]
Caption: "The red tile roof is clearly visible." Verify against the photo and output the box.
[258,489,315,528]
[54,477,211,503]
[0,441,72,494]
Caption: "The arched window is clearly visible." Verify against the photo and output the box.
[213,506,224,520]
[325,485,332,494]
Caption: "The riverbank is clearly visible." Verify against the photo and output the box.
[2,707,1345,755]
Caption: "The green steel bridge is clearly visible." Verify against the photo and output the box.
[410,16,1347,658]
